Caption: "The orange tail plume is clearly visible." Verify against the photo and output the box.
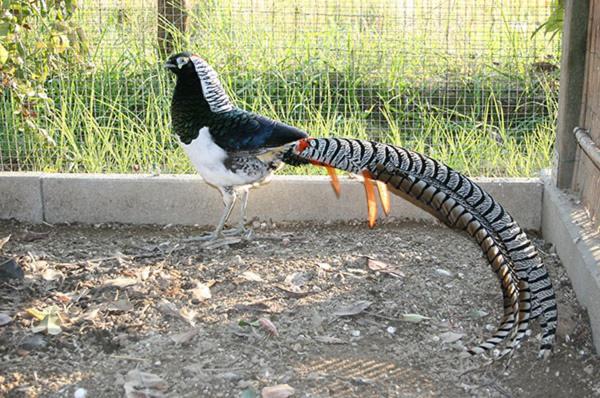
[325,166,341,198]
[362,171,378,228]
[376,181,391,216]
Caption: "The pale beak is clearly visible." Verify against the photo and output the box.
[164,62,177,69]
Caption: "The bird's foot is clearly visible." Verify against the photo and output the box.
[183,232,222,242]
[200,236,244,250]
[183,228,253,248]
[222,226,253,239]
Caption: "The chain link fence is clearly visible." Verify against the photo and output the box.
[0,0,561,175]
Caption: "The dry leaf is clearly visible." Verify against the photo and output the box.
[0,313,11,326]
[258,318,278,337]
[401,313,431,323]
[366,257,405,278]
[31,311,62,335]
[102,277,137,289]
[107,299,134,312]
[25,308,46,321]
[191,283,211,301]
[439,331,465,344]
[157,300,196,325]
[467,309,489,319]
[0,235,10,251]
[284,272,310,288]
[52,292,71,303]
[333,300,372,316]
[170,328,199,345]
[179,307,197,326]
[73,308,99,324]
[123,369,167,398]
[140,266,151,281]
[42,268,64,281]
[241,271,264,282]
[157,299,179,317]
[313,335,346,344]
[275,285,311,298]
[261,384,295,398]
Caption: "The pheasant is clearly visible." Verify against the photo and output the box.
[165,52,308,241]
[285,137,557,359]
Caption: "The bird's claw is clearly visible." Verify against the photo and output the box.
[223,226,254,239]
[183,232,220,242]
[200,236,243,249]
[222,227,246,236]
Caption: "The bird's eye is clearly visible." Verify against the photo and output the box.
[176,57,190,69]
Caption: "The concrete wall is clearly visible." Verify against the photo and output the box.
[0,173,44,223]
[542,179,600,354]
[0,173,543,230]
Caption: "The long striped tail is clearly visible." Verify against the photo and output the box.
[286,138,557,358]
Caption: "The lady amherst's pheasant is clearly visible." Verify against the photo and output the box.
[165,52,308,241]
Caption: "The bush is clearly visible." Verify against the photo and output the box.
[0,0,86,140]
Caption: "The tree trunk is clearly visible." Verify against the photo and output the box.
[157,0,188,56]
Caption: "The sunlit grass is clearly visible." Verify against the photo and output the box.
[0,0,560,177]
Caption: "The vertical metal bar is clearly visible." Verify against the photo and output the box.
[555,0,590,189]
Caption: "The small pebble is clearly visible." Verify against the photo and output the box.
[351,330,361,337]
[218,372,241,381]
[435,268,453,278]
[233,255,245,266]
[74,388,87,398]
[386,326,397,335]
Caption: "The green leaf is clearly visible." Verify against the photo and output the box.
[0,23,10,37]
[50,34,70,53]
[0,43,8,66]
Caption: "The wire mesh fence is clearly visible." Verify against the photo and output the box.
[0,0,561,176]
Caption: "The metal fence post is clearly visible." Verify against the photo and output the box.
[555,0,590,189]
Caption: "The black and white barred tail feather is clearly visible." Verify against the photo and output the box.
[289,138,557,358]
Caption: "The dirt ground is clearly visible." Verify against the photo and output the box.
[0,219,598,398]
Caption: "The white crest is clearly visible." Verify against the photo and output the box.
[190,56,234,113]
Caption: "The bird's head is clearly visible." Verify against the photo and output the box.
[164,51,195,76]
[164,52,234,113]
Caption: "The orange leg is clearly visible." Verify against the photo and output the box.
[376,181,391,216]
[362,171,378,229]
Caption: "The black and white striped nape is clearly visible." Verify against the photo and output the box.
[190,55,234,113]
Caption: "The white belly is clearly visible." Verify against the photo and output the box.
[180,127,255,187]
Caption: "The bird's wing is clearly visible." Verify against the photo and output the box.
[209,110,308,152]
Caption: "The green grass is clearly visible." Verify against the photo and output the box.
[0,0,560,176]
